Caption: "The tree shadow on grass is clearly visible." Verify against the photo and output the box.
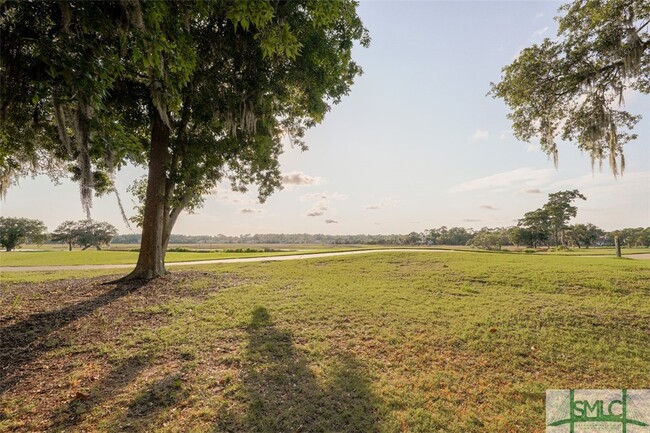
[0,279,146,395]
[52,356,188,431]
[50,353,152,430]
[221,306,381,432]
[125,373,187,420]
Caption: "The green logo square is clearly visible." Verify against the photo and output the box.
[547,389,650,433]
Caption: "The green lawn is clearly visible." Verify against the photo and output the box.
[0,247,369,267]
[534,247,649,255]
[1,252,649,432]
[2,245,645,268]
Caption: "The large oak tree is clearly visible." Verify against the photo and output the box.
[1,1,369,279]
[491,0,649,175]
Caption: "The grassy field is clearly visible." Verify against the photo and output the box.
[0,247,371,267]
[1,245,646,268]
[15,243,375,251]
[1,251,649,432]
[528,247,649,255]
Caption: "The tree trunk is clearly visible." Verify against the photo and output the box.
[161,210,179,255]
[161,196,192,254]
[124,110,170,280]
[614,236,622,258]
[68,241,72,251]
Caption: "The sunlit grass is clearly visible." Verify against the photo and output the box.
[1,252,648,432]
[0,247,372,267]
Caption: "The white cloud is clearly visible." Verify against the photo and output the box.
[498,130,510,140]
[523,188,542,194]
[552,171,650,230]
[527,143,541,153]
[535,12,544,18]
[212,186,255,205]
[281,171,323,188]
[300,192,347,202]
[450,167,555,193]
[239,208,263,215]
[325,219,338,224]
[471,129,489,142]
[301,191,346,217]
[306,201,328,217]
[301,192,328,202]
[480,205,498,211]
[550,170,650,192]
[532,26,549,38]
[364,197,397,210]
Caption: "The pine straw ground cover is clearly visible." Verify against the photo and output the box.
[1,252,649,432]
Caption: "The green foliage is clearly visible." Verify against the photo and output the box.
[490,0,649,174]
[518,208,552,247]
[467,227,509,250]
[1,0,369,247]
[608,227,650,247]
[544,189,587,245]
[76,220,118,250]
[423,226,475,245]
[0,217,48,251]
[50,220,79,250]
[565,223,605,248]
[51,219,118,250]
[226,1,275,32]
[518,189,586,247]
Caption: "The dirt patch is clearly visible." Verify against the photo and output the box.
[626,253,650,260]
[0,271,243,432]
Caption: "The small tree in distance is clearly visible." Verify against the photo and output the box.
[51,221,79,251]
[518,189,586,248]
[544,190,586,246]
[467,228,508,250]
[76,220,118,250]
[0,217,48,251]
[518,208,551,248]
[566,223,604,248]
[51,220,118,250]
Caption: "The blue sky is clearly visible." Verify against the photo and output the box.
[2,1,649,235]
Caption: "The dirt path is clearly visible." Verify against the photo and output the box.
[618,253,650,260]
[575,253,650,259]
[0,248,453,272]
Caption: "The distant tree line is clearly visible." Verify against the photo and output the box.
[110,190,647,250]
[113,232,421,246]
[3,189,648,252]
[108,226,650,250]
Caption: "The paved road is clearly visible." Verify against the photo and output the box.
[0,249,454,272]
